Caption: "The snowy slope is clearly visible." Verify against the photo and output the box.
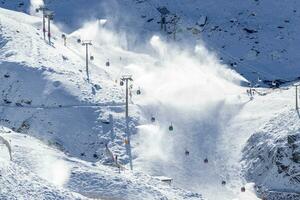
[0,7,130,163]
[0,6,206,200]
[2,0,300,84]
[0,127,204,200]
[242,108,300,199]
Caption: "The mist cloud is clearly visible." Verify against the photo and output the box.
[29,0,44,15]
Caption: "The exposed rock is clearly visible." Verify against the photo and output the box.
[243,28,258,34]
[288,135,297,144]
[292,152,300,163]
[242,118,300,198]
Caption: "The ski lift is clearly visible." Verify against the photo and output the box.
[204,158,208,163]
[222,181,226,185]
[120,81,124,86]
[90,55,94,61]
[169,123,173,131]
[47,14,54,20]
[151,116,156,122]
[185,150,189,156]
[77,38,81,43]
[136,88,141,95]
[241,187,246,192]
[106,60,110,67]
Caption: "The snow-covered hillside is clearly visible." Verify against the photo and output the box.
[0,127,204,200]
[0,1,300,200]
[242,109,300,200]
[2,0,300,84]
[0,6,206,200]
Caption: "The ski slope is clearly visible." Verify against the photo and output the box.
[0,127,204,200]
[0,6,205,200]
[0,1,299,200]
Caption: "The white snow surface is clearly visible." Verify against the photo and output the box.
[0,127,203,200]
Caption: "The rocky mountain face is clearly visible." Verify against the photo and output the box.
[242,110,300,199]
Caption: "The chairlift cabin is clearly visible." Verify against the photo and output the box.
[241,187,246,192]
[77,38,81,43]
[169,123,173,131]
[151,116,156,122]
[90,56,94,61]
[185,150,189,156]
[61,34,66,39]
[222,181,226,185]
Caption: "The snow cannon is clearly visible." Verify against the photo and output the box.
[151,117,156,122]
[169,124,173,131]
[241,187,246,192]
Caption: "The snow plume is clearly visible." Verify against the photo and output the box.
[132,36,246,198]
[133,35,245,109]
[71,19,128,49]
[135,124,174,162]
[37,154,70,186]
[29,0,44,15]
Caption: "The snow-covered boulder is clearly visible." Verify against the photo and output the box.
[242,109,300,199]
